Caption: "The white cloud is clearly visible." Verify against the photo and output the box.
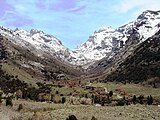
[112,0,160,14]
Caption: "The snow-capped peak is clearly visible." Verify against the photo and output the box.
[0,10,160,67]
[71,10,160,66]
[73,26,123,62]
[98,26,115,32]
[30,29,44,35]
[137,10,160,21]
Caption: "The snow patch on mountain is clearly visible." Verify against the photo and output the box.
[0,27,70,60]
[0,10,160,67]
[74,10,160,65]
[118,10,160,43]
[74,26,123,61]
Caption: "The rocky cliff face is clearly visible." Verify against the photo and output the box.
[105,30,160,86]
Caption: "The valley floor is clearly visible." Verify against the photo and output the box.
[0,99,160,120]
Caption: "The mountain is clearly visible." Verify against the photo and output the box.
[0,10,160,87]
[0,26,92,66]
[105,30,160,87]
[0,10,160,68]
[81,30,160,87]
[74,27,123,64]
[0,27,70,61]
[74,10,160,66]
[0,28,84,83]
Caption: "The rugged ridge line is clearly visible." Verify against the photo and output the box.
[0,10,160,67]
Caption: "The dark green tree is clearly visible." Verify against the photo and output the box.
[138,95,144,104]
[17,104,23,111]
[91,116,97,120]
[56,91,59,94]
[0,92,2,103]
[109,91,113,97]
[117,99,125,106]
[6,97,13,107]
[66,115,77,120]
[62,97,66,104]
[94,95,100,104]
[85,93,88,98]
[132,95,136,104]
[91,94,94,104]
[149,95,153,105]
[147,95,153,105]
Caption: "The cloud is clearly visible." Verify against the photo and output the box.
[0,0,14,17]
[6,0,38,15]
[0,0,35,27]
[50,0,78,11]
[6,14,33,27]
[4,13,33,27]
[68,5,86,13]
[112,0,160,14]
[35,0,47,9]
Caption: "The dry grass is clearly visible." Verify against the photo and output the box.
[0,99,159,120]
[92,82,160,97]
[51,104,160,120]
[2,61,40,86]
[51,86,74,96]
[51,85,90,98]
[0,105,33,120]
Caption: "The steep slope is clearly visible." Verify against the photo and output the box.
[104,30,160,86]
[74,10,160,66]
[74,27,123,66]
[0,27,69,61]
[0,33,83,83]
[118,10,160,44]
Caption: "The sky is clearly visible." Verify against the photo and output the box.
[0,0,160,49]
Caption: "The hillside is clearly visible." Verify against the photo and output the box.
[102,30,160,86]
[1,99,160,120]
[0,34,83,84]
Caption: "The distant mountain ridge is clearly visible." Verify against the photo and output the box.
[75,10,160,66]
[0,10,160,67]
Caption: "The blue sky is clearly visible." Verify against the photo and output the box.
[0,0,160,49]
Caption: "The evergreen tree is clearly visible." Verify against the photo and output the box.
[138,95,144,104]
[109,91,113,97]
[91,116,97,120]
[66,115,77,120]
[147,95,153,105]
[149,95,153,104]
[132,95,136,104]
[0,92,2,103]
[17,104,23,111]
[62,97,66,104]
[6,97,13,107]
[91,94,94,104]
